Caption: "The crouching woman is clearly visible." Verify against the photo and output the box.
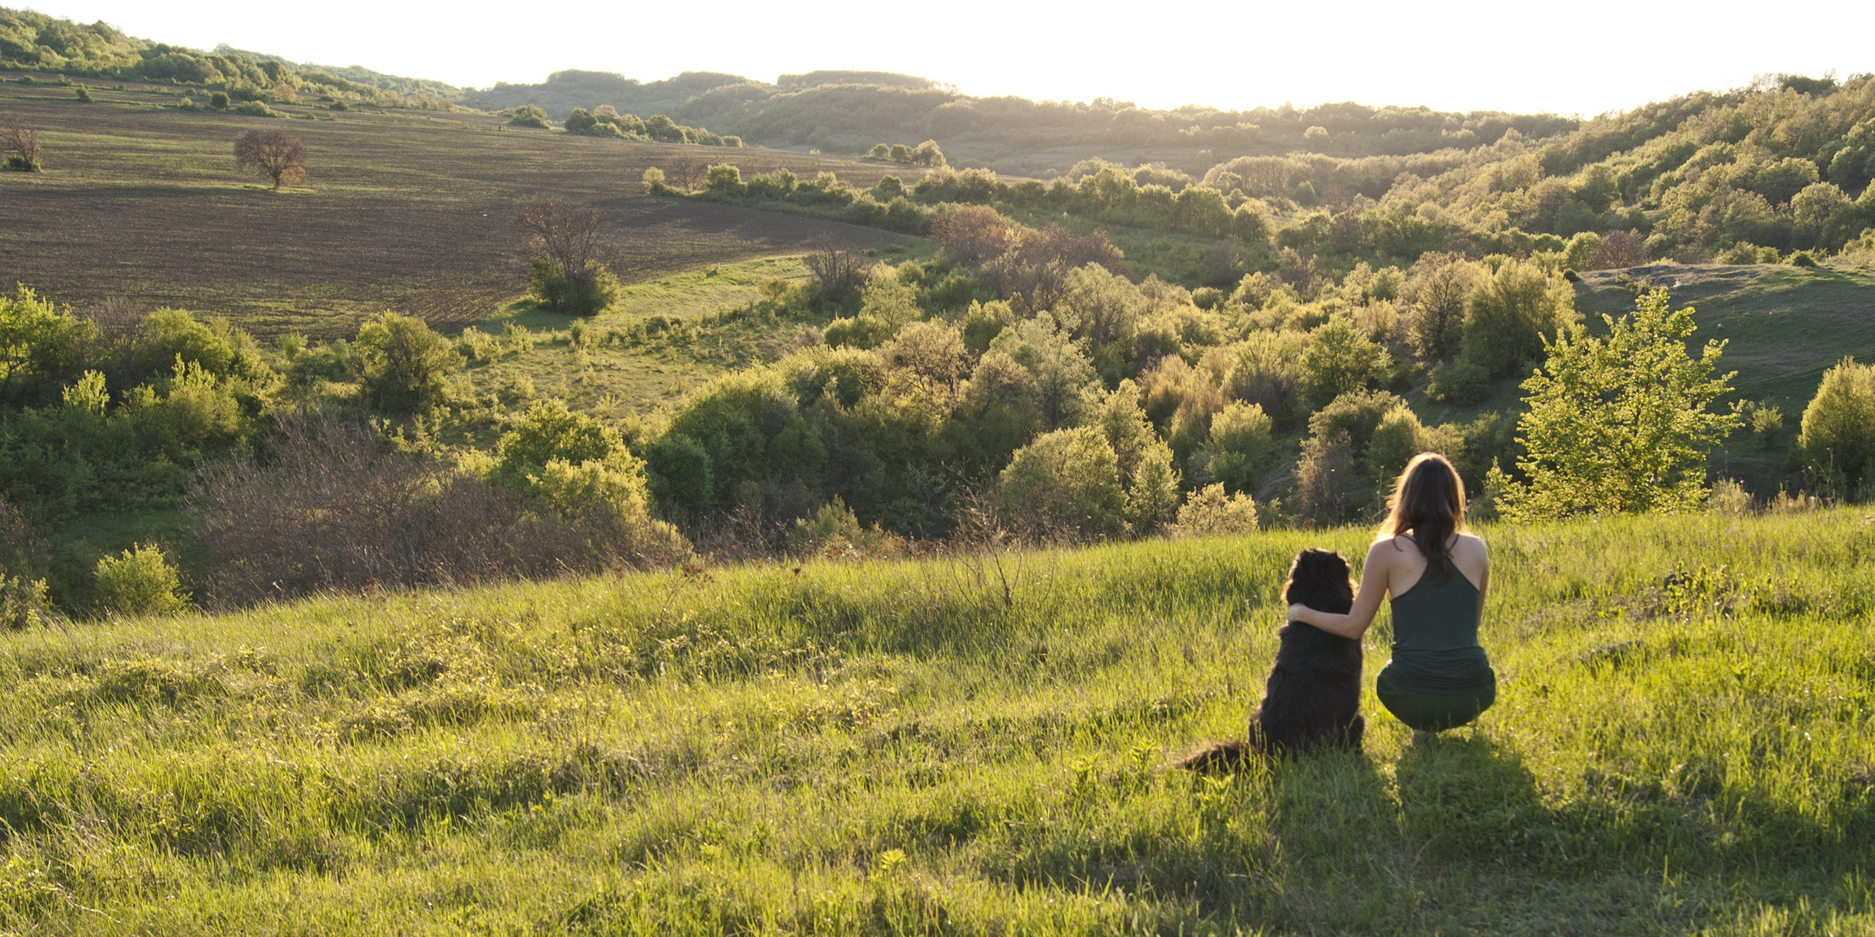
[1286,453,1496,739]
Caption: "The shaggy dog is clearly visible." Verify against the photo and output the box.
[1175,548,1364,772]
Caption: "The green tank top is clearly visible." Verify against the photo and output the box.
[1385,562,1494,693]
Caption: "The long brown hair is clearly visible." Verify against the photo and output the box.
[1381,453,1467,580]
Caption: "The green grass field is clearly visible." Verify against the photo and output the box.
[3,508,1872,934]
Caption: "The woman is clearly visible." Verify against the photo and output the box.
[1286,453,1495,739]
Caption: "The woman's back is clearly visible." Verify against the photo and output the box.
[1385,535,1492,693]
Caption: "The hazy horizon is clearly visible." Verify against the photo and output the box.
[19,0,1875,116]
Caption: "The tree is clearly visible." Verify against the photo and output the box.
[998,426,1126,541]
[1301,318,1389,407]
[233,128,306,190]
[1498,289,1738,520]
[1585,229,1649,270]
[1403,253,1481,362]
[355,312,462,414]
[805,247,872,301]
[1460,259,1578,378]
[930,204,1015,266]
[1797,358,1875,497]
[662,154,707,190]
[516,196,617,315]
[1,116,42,172]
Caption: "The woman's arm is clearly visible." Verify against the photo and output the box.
[1286,541,1392,640]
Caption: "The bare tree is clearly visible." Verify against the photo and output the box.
[233,128,307,190]
[1587,229,1651,270]
[515,195,605,299]
[663,154,708,191]
[84,295,147,343]
[804,247,872,300]
[1,116,41,171]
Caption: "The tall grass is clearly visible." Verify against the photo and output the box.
[3,510,1874,934]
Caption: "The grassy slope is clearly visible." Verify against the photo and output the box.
[3,509,1873,934]
[0,77,911,336]
[1573,264,1875,492]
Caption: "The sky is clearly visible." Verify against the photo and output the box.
[24,0,1875,117]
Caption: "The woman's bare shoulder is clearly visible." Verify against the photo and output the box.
[1454,532,1489,557]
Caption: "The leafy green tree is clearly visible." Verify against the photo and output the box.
[1797,358,1875,497]
[1089,380,1179,534]
[998,426,1126,540]
[1499,289,1738,519]
[1301,318,1389,407]
[355,312,462,415]
[0,287,99,408]
[1203,401,1274,494]
[985,315,1097,430]
[705,163,746,197]
[1403,253,1482,362]
[1460,259,1579,379]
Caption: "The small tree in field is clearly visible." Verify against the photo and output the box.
[1,116,42,171]
[516,196,618,315]
[233,128,306,190]
[1499,289,1738,520]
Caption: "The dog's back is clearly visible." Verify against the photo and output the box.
[1251,549,1364,755]
[1175,548,1365,773]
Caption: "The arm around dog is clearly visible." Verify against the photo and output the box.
[1286,540,1394,639]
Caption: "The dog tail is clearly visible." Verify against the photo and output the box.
[1168,739,1262,774]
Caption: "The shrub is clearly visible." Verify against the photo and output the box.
[997,426,1126,541]
[231,101,280,118]
[1798,357,1875,496]
[190,416,686,606]
[1203,402,1274,494]
[1301,318,1389,407]
[94,543,188,617]
[355,312,463,414]
[209,91,230,110]
[1708,478,1753,516]
[1460,259,1579,379]
[74,85,91,102]
[1788,250,1819,267]
[822,315,893,350]
[1428,358,1491,405]
[641,166,666,194]
[1742,400,1784,449]
[527,258,621,316]
[507,105,549,128]
[705,163,746,197]
[1168,483,1258,538]
[495,399,617,487]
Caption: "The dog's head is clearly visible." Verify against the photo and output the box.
[1284,548,1354,615]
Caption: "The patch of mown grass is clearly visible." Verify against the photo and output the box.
[3,509,1874,932]
[444,254,843,427]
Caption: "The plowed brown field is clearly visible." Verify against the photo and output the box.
[0,79,908,335]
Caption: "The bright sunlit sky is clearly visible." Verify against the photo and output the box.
[23,0,1875,116]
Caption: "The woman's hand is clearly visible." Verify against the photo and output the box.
[1286,603,1313,625]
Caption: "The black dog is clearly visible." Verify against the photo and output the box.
[1176,548,1364,772]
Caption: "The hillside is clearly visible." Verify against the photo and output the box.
[2,510,1872,933]
[0,78,909,335]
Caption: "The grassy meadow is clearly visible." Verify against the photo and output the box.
[2,508,1873,934]
[0,77,911,335]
